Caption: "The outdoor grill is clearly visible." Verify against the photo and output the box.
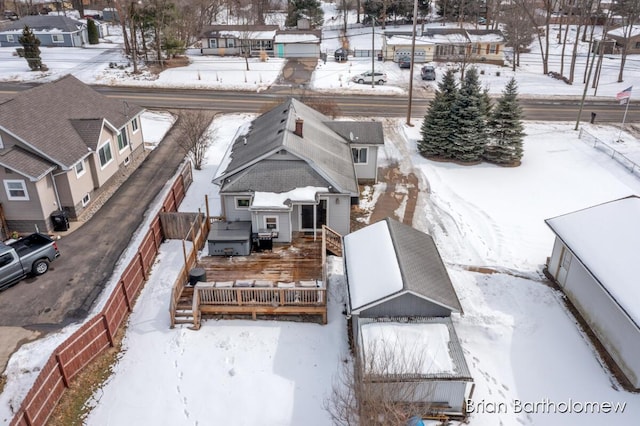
[253,230,278,251]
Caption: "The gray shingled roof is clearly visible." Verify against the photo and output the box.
[222,160,333,193]
[0,146,56,181]
[1,15,84,32]
[324,121,384,145]
[216,98,358,195]
[200,24,279,38]
[386,218,463,313]
[0,75,144,169]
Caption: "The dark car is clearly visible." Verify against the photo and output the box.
[334,48,348,62]
[3,10,18,20]
[398,57,411,68]
[421,65,436,81]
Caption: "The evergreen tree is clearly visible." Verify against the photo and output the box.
[18,26,44,71]
[419,69,458,158]
[286,0,324,28]
[448,67,487,162]
[484,78,525,165]
[87,18,100,45]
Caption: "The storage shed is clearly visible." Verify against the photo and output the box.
[207,221,252,256]
[545,195,640,389]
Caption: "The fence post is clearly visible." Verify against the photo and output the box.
[102,314,114,347]
[121,279,132,312]
[55,354,70,388]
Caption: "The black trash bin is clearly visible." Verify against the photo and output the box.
[50,210,69,231]
[188,267,206,286]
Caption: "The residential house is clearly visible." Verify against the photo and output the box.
[199,25,279,56]
[606,25,640,55]
[343,218,473,414]
[545,196,640,390]
[274,29,321,58]
[0,15,88,47]
[382,28,505,65]
[0,75,145,233]
[212,98,383,242]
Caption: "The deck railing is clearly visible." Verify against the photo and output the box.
[196,287,326,306]
[322,225,343,256]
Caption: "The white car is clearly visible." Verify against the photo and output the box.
[351,71,387,85]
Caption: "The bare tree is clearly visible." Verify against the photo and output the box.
[613,0,640,82]
[501,2,534,71]
[324,337,435,425]
[514,0,560,75]
[177,110,216,170]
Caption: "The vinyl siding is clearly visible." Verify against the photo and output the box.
[360,293,453,318]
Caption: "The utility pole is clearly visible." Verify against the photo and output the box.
[406,0,419,126]
[371,16,375,89]
[575,45,597,130]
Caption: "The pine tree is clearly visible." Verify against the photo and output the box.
[449,67,487,162]
[485,78,525,165]
[419,69,458,158]
[286,0,324,28]
[87,18,100,45]
[18,26,44,71]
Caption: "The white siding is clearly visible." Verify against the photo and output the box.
[327,194,351,235]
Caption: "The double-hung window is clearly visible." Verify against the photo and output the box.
[352,147,368,164]
[4,179,28,200]
[117,130,129,151]
[98,142,113,168]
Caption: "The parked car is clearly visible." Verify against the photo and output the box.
[0,233,60,291]
[352,71,387,85]
[398,57,411,69]
[421,65,436,81]
[3,10,18,20]
[334,48,348,62]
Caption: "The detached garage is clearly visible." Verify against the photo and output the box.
[274,30,321,58]
[545,195,640,389]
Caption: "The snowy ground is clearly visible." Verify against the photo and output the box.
[1,2,640,425]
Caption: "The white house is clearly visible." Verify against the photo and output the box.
[545,195,640,389]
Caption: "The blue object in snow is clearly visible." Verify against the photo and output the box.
[407,416,425,426]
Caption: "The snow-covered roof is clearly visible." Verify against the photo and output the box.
[274,34,319,43]
[344,220,404,310]
[359,317,472,380]
[545,196,640,327]
[607,25,640,39]
[250,186,328,209]
[219,30,277,40]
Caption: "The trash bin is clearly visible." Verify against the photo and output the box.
[189,267,206,286]
[50,210,69,231]
[377,53,383,61]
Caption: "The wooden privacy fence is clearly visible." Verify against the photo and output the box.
[11,162,192,426]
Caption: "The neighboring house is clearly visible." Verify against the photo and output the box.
[0,15,87,47]
[199,25,279,56]
[382,28,505,65]
[274,29,321,58]
[343,218,472,414]
[212,98,383,242]
[606,25,640,55]
[0,75,145,233]
[545,196,640,390]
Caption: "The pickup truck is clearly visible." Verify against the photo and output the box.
[0,233,60,291]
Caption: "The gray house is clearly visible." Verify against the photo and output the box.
[213,98,383,242]
[0,15,87,47]
[545,196,640,390]
[0,75,145,233]
[199,25,279,56]
[274,30,321,58]
[343,218,472,414]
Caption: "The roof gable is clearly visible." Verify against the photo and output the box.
[345,218,462,314]
[2,15,84,32]
[215,98,358,195]
[0,75,144,169]
[545,195,640,328]
[324,121,384,145]
[0,146,56,181]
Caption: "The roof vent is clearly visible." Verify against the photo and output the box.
[294,118,304,138]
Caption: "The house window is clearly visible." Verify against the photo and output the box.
[352,147,368,164]
[75,159,85,178]
[209,38,217,48]
[117,130,129,151]
[489,44,497,54]
[82,193,91,206]
[4,179,29,200]
[98,142,113,168]
[226,38,236,48]
[265,216,278,230]
[635,41,640,49]
[52,34,64,43]
[7,35,14,43]
[235,197,251,209]
[132,117,139,132]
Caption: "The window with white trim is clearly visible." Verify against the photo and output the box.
[209,38,217,48]
[7,35,14,43]
[75,159,85,178]
[98,141,113,168]
[235,197,251,209]
[82,193,91,206]
[4,179,29,200]
[226,38,236,48]
[265,216,278,230]
[51,34,64,43]
[489,44,497,54]
[352,147,368,164]
[117,130,129,151]
[132,117,139,132]
[0,133,4,149]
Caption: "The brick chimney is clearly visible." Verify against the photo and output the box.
[294,118,304,138]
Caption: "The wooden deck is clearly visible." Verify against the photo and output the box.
[171,229,343,328]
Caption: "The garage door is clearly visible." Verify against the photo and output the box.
[284,43,319,58]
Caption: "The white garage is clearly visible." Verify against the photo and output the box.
[274,31,321,58]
